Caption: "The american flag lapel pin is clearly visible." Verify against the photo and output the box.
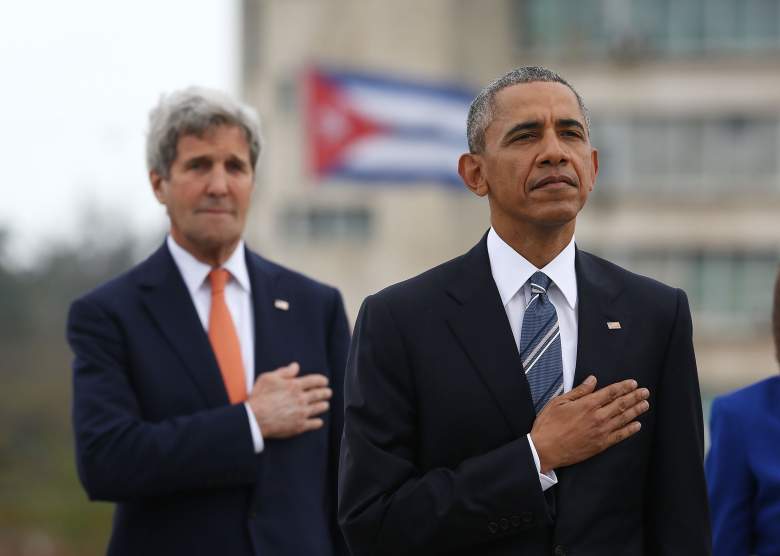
[274,299,290,311]
[607,321,621,330]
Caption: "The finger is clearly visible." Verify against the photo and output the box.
[306,387,333,404]
[587,379,638,409]
[562,375,597,401]
[600,388,649,420]
[607,399,649,430]
[276,362,300,378]
[301,418,324,432]
[604,420,641,448]
[307,401,330,417]
[298,373,329,390]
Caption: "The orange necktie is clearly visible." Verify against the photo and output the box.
[208,268,247,404]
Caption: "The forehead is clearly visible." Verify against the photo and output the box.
[175,125,250,159]
[491,81,585,127]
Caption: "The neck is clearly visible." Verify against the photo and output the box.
[492,219,574,268]
[170,232,240,267]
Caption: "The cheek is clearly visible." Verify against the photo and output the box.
[235,183,254,209]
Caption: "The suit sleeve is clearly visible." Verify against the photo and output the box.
[338,294,551,556]
[68,296,257,502]
[325,289,351,556]
[706,397,755,556]
[644,289,712,555]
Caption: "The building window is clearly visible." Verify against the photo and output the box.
[513,0,780,57]
[281,206,373,242]
[590,115,780,198]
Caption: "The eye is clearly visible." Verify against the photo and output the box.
[187,158,209,171]
[512,132,536,142]
[560,130,583,139]
[226,159,248,173]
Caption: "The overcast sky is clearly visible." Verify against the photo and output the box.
[0,0,239,265]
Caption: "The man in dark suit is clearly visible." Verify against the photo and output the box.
[339,67,711,555]
[68,87,349,555]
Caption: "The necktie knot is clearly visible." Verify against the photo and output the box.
[529,271,552,296]
[209,268,230,295]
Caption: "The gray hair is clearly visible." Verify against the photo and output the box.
[146,86,262,178]
[466,66,591,153]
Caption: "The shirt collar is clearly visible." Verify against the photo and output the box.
[166,235,251,296]
[486,227,577,310]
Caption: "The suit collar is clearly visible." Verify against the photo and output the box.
[445,236,631,437]
[166,235,251,296]
[135,243,291,405]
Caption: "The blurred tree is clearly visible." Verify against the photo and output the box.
[0,212,161,556]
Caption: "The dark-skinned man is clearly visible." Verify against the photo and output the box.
[338,66,710,556]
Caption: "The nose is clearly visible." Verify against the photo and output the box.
[206,166,229,195]
[537,131,569,167]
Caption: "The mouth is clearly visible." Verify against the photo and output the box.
[197,208,234,215]
[531,175,577,191]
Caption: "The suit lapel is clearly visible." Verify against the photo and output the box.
[446,234,535,437]
[246,250,294,379]
[555,249,631,508]
[137,244,229,408]
[573,249,630,393]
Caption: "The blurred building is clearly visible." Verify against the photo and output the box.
[241,0,780,393]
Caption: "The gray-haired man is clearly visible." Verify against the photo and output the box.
[69,87,349,555]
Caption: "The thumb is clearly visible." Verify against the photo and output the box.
[565,375,597,401]
[277,362,300,378]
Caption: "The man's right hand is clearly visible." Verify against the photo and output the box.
[530,376,650,473]
[246,362,332,439]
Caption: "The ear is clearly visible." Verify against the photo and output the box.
[149,170,167,204]
[458,153,489,197]
[589,148,599,192]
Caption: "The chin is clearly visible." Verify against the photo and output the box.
[530,206,581,227]
[189,230,241,252]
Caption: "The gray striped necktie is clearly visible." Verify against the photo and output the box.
[519,271,564,413]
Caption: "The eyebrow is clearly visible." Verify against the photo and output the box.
[184,155,212,165]
[502,118,587,143]
[557,118,586,133]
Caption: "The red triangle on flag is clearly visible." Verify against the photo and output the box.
[306,69,386,177]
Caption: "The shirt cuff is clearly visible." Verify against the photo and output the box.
[526,433,558,491]
[244,403,265,454]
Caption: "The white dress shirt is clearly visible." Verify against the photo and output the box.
[486,228,579,491]
[167,235,264,453]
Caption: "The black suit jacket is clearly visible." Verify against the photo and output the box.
[68,243,350,556]
[339,234,711,555]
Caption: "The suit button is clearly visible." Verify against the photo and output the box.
[554,545,567,556]
[488,521,498,534]
[499,517,509,530]
[511,515,521,527]
[522,512,534,525]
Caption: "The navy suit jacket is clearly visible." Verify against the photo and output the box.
[707,376,780,556]
[68,243,350,556]
[339,234,711,555]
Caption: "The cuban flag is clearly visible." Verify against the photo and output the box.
[305,68,474,186]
